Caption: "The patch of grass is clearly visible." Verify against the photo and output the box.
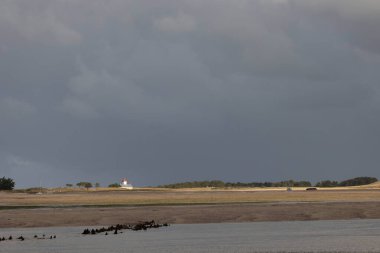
[1,189,380,208]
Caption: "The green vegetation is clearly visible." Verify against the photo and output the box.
[159,177,378,189]
[158,180,312,189]
[108,183,121,188]
[338,177,378,186]
[0,177,15,190]
[315,180,339,187]
[76,182,93,189]
[315,177,378,187]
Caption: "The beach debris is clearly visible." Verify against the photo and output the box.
[0,234,58,242]
[81,220,170,235]
[0,236,14,241]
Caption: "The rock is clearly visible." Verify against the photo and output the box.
[82,229,90,235]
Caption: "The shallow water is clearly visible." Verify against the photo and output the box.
[1,219,380,253]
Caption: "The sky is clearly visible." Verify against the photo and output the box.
[1,0,380,188]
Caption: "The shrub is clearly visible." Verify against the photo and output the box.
[76,182,93,189]
[0,177,15,190]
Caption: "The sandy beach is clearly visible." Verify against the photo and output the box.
[2,201,380,228]
[2,188,380,228]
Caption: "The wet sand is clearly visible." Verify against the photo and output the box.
[2,201,380,228]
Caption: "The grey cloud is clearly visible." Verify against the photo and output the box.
[0,97,36,120]
[0,0,82,46]
[1,0,380,188]
[61,97,100,119]
[293,1,380,54]
[154,11,197,33]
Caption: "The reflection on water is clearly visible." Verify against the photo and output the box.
[1,219,380,253]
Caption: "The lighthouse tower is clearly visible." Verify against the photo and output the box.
[121,178,133,189]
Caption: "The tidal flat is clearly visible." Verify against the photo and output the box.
[2,220,380,253]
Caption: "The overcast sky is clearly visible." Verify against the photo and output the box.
[1,0,380,188]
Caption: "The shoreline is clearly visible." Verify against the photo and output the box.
[2,201,380,228]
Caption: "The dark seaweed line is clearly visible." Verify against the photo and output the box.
[82,220,169,235]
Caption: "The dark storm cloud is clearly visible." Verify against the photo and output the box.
[1,0,380,188]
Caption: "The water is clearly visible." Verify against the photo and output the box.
[1,219,380,253]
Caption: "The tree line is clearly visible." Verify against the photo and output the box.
[158,177,378,189]
[67,182,121,188]
[157,180,312,188]
[0,177,121,190]
[315,177,378,187]
[1,176,378,190]
[67,182,122,188]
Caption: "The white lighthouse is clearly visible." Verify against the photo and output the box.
[121,178,133,189]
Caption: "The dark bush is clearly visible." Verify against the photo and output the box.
[0,177,15,190]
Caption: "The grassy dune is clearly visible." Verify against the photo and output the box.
[2,186,380,227]
[2,185,380,208]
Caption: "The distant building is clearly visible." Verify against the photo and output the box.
[121,178,133,189]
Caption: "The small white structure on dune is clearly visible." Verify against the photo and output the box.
[121,178,133,189]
